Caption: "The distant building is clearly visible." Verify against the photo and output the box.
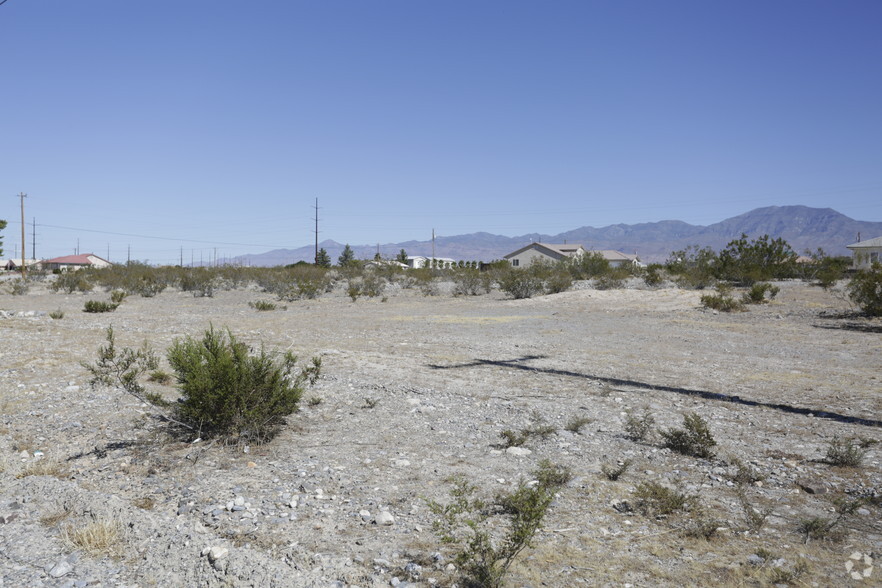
[3,258,42,271]
[43,253,112,271]
[503,243,587,267]
[846,236,882,269]
[405,256,456,269]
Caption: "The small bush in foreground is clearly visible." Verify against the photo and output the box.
[427,461,567,588]
[601,459,632,481]
[624,407,656,442]
[168,326,321,443]
[49,309,65,320]
[564,415,592,434]
[248,300,278,311]
[659,412,717,459]
[700,284,744,312]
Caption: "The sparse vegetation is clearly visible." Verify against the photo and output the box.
[16,459,68,479]
[601,459,632,481]
[564,415,592,434]
[249,300,278,311]
[49,308,65,319]
[823,435,866,467]
[624,407,656,442]
[742,282,779,304]
[659,412,717,458]
[83,300,119,313]
[700,284,744,312]
[633,481,696,517]
[847,262,882,316]
[427,461,568,588]
[61,519,125,558]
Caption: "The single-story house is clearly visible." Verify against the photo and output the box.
[3,258,42,271]
[503,243,587,267]
[846,236,882,269]
[592,249,644,268]
[406,256,456,269]
[42,253,112,271]
[364,259,408,270]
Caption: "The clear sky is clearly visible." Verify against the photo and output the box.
[2,0,880,264]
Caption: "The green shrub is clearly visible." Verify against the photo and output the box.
[624,407,655,442]
[167,326,321,443]
[642,263,664,287]
[633,481,696,517]
[83,300,119,313]
[847,262,882,316]
[249,300,277,311]
[742,282,779,304]
[179,268,216,297]
[824,435,865,467]
[9,278,30,295]
[714,234,797,285]
[700,284,744,312]
[666,245,717,290]
[427,462,567,588]
[452,268,483,296]
[498,267,544,299]
[659,412,717,458]
[569,251,612,279]
[110,290,127,305]
[564,415,592,434]
[49,309,65,320]
[544,266,573,294]
[51,271,94,294]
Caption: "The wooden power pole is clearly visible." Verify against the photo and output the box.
[19,192,26,278]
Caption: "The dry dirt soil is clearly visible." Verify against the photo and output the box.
[1,279,880,587]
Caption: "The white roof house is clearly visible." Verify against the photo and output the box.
[405,256,456,269]
[846,236,882,270]
[42,253,112,271]
[503,243,587,267]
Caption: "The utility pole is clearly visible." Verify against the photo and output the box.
[19,193,26,278]
[432,228,436,266]
[180,246,183,267]
[313,198,320,264]
[127,245,131,263]
[31,217,36,261]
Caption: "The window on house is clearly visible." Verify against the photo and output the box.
[512,259,519,267]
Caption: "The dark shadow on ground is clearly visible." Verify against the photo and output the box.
[813,322,882,334]
[428,355,882,429]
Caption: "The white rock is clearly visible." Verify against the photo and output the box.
[375,510,395,526]
[506,447,532,457]
[208,546,229,562]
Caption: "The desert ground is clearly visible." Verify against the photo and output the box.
[1,278,880,587]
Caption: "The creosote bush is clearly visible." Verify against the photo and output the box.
[659,412,717,458]
[847,262,882,316]
[427,461,568,588]
[742,282,779,304]
[84,326,321,444]
[624,407,656,442]
[633,481,696,517]
[823,435,865,467]
[167,326,321,443]
[83,300,119,313]
[700,284,744,312]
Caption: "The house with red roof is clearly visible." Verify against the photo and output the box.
[42,253,112,271]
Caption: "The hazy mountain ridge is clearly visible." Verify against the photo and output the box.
[234,206,881,266]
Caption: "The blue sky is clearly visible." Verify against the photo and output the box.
[2,0,880,264]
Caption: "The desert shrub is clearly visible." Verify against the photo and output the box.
[594,270,627,290]
[249,300,277,311]
[715,234,798,286]
[83,327,160,403]
[167,326,321,443]
[700,284,744,312]
[742,282,779,304]
[427,462,566,588]
[564,415,592,434]
[531,459,573,488]
[498,266,544,299]
[642,263,664,287]
[544,266,573,294]
[601,459,632,481]
[824,435,865,467]
[83,300,118,313]
[51,271,94,293]
[360,273,385,298]
[346,279,362,302]
[411,268,439,296]
[659,412,717,458]
[666,245,717,289]
[624,407,655,442]
[452,268,483,296]
[179,268,216,297]
[110,290,127,305]
[728,456,765,486]
[633,481,696,517]
[847,262,882,316]
[9,278,30,295]
[569,251,612,280]
[736,487,772,533]
[49,309,65,320]
[147,369,172,385]
[61,519,124,558]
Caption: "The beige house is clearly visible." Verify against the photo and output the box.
[503,243,587,267]
[43,253,112,271]
[846,236,882,269]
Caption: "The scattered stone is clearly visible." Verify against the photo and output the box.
[375,510,395,526]
[48,558,74,578]
[505,447,532,457]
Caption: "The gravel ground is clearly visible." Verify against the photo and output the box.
[1,278,880,587]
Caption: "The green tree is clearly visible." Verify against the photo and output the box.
[666,245,717,289]
[0,219,6,256]
[715,234,797,285]
[314,248,331,268]
[396,249,408,264]
[338,244,356,267]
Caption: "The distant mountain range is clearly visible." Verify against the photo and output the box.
[233,206,882,266]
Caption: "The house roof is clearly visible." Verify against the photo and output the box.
[593,250,638,262]
[847,236,882,249]
[43,253,110,265]
[504,243,585,259]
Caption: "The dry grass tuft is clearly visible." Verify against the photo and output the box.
[16,460,68,480]
[61,519,125,558]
